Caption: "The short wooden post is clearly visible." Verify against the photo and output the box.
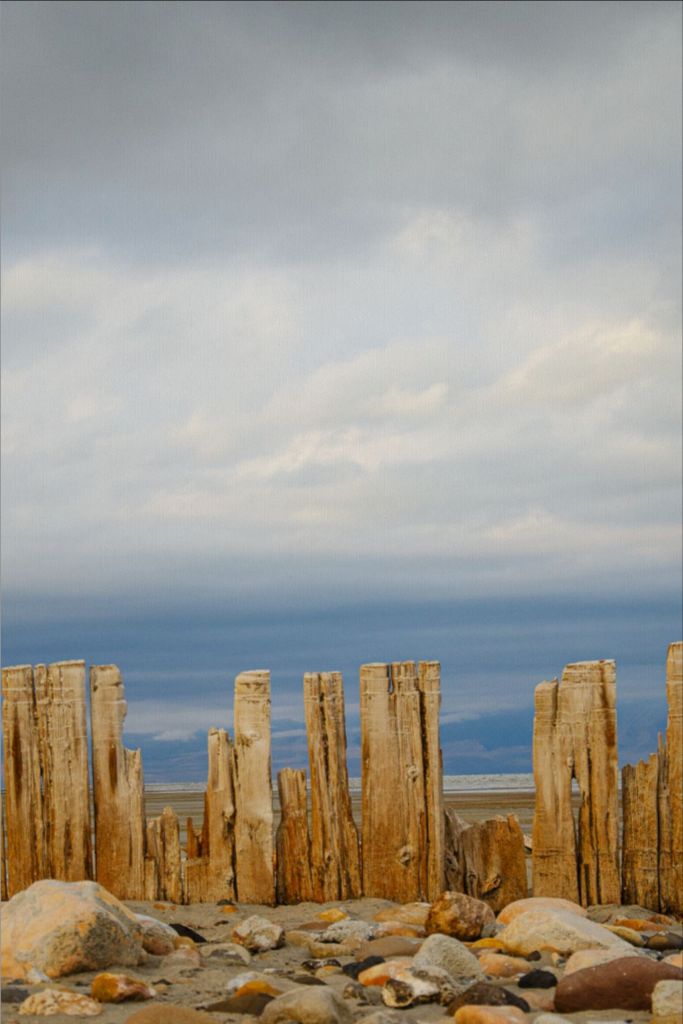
[35,661,92,881]
[90,665,146,900]
[444,810,527,911]
[276,768,313,903]
[233,670,275,904]
[532,661,620,906]
[185,728,236,903]
[304,672,360,901]
[622,754,659,908]
[1,665,46,895]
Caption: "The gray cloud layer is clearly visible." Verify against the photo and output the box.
[2,1,681,604]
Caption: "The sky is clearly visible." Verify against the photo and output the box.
[1,1,681,780]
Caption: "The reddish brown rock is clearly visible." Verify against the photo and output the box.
[426,892,495,941]
[554,956,682,1013]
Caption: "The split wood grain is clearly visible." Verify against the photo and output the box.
[1,665,46,895]
[185,728,236,903]
[418,660,445,900]
[35,661,92,881]
[233,670,275,904]
[621,753,659,909]
[444,810,527,911]
[304,671,360,901]
[276,768,313,903]
[90,665,146,900]
[660,641,682,914]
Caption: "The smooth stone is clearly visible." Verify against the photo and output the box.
[414,933,485,984]
[453,1005,527,1024]
[497,908,632,956]
[232,915,285,953]
[652,979,683,1017]
[358,960,414,986]
[517,968,558,988]
[18,988,102,1016]
[356,1012,404,1024]
[554,955,683,1012]
[302,958,343,974]
[647,933,683,951]
[477,953,529,978]
[169,923,206,943]
[317,909,349,923]
[448,981,530,1013]
[497,897,586,925]
[517,988,555,1011]
[1,879,144,980]
[163,945,202,967]
[199,941,251,964]
[205,992,274,1014]
[321,920,376,943]
[381,968,445,1008]
[357,936,421,959]
[604,924,645,946]
[1,986,29,1004]
[374,903,431,926]
[307,939,363,958]
[374,921,425,938]
[134,914,178,955]
[563,946,643,974]
[125,1006,218,1023]
[664,953,683,968]
[91,972,156,1002]
[260,986,353,1024]
[427,892,496,942]
[531,1015,573,1024]
[343,956,386,980]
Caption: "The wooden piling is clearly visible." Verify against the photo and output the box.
[1,665,46,895]
[233,670,275,904]
[532,661,619,906]
[659,641,682,914]
[444,810,527,912]
[90,665,146,900]
[184,728,236,903]
[418,661,445,899]
[304,671,361,901]
[34,661,92,881]
[276,768,313,903]
[622,754,659,909]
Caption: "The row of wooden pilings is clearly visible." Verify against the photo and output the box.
[1,643,681,914]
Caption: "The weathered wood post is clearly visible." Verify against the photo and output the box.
[35,661,93,881]
[532,660,620,906]
[233,670,275,904]
[361,660,443,902]
[185,728,236,903]
[1,665,46,895]
[659,641,682,914]
[276,768,313,903]
[1,787,7,901]
[419,660,445,899]
[622,753,659,908]
[90,665,146,899]
[304,671,361,901]
[444,810,528,911]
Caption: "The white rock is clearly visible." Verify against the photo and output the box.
[134,914,177,955]
[414,932,485,984]
[321,920,376,943]
[261,986,353,1024]
[497,909,633,956]
[652,979,683,1018]
[232,915,285,952]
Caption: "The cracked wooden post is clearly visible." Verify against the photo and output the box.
[1,787,7,901]
[361,660,443,901]
[233,670,274,904]
[622,753,659,909]
[1,665,46,895]
[659,641,682,914]
[304,671,360,901]
[159,806,183,904]
[144,818,161,902]
[185,728,236,903]
[276,768,313,903]
[34,661,93,881]
[444,810,527,912]
[90,665,146,900]
[419,660,445,899]
[532,660,619,906]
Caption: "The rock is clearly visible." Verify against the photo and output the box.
[652,979,683,1017]
[497,897,586,925]
[357,936,421,959]
[374,903,431,926]
[477,953,529,978]
[531,1016,573,1024]
[374,921,425,938]
[554,956,683,1012]
[134,914,177,955]
[321,920,376,943]
[414,933,485,983]
[199,941,251,964]
[358,959,415,986]
[381,967,446,1008]
[169,923,206,943]
[260,986,353,1024]
[306,939,363,958]
[343,956,386,980]
[1,879,144,980]
[91,973,156,1001]
[497,908,632,956]
[447,981,530,1013]
[231,977,285,998]
[317,908,349,923]
[162,945,202,967]
[664,952,683,968]
[647,932,683,951]
[287,929,322,947]
[517,989,555,1011]
[18,988,102,1016]
[205,992,274,1015]
[563,946,643,974]
[427,892,496,941]
[470,938,505,950]
[604,924,645,946]
[125,1007,218,1023]
[517,968,558,988]
[2,986,30,1004]
[356,1012,404,1024]
[232,915,285,952]
[302,958,343,974]
[452,1006,527,1024]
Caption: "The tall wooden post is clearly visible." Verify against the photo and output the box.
[622,754,659,909]
[1,665,46,895]
[532,660,619,906]
[233,670,275,904]
[659,641,682,914]
[304,671,360,901]
[276,768,313,903]
[90,665,146,899]
[35,661,92,881]
[185,728,236,903]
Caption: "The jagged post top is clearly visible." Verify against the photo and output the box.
[360,661,441,695]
